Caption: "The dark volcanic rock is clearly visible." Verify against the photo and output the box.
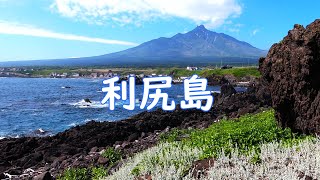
[190,158,214,179]
[128,132,140,142]
[0,173,6,179]
[259,19,320,134]
[220,84,237,97]
[33,172,53,180]
[207,74,229,86]
[214,81,271,118]
[0,83,271,176]
[84,98,92,103]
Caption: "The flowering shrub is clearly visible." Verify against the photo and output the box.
[106,110,314,179]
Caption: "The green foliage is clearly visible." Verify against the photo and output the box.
[200,67,261,78]
[160,67,261,78]
[161,110,309,160]
[186,110,308,159]
[58,148,120,179]
[159,128,194,142]
[57,166,107,180]
[61,110,314,179]
[91,167,108,180]
[57,168,90,180]
[110,110,314,179]
[101,147,122,164]
[131,166,141,176]
[28,68,75,76]
[250,152,262,164]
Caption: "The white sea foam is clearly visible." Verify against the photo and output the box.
[84,118,102,123]
[0,136,5,140]
[38,128,45,133]
[85,119,93,123]
[51,101,60,105]
[210,90,221,93]
[68,123,77,127]
[69,99,108,109]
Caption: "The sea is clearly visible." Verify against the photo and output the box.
[0,77,246,138]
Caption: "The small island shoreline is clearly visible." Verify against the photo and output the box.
[0,80,270,178]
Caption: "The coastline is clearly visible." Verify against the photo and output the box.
[0,82,270,178]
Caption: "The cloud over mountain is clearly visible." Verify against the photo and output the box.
[51,0,242,27]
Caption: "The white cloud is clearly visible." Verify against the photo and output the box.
[228,28,240,33]
[0,20,137,46]
[252,29,260,36]
[50,0,242,28]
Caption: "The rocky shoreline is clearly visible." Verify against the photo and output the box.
[3,19,320,179]
[0,80,271,179]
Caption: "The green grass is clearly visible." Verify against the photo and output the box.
[57,167,107,180]
[26,69,75,76]
[199,67,261,78]
[161,110,307,160]
[60,110,314,179]
[114,109,311,178]
[58,147,121,180]
[101,147,122,165]
[15,66,260,78]
[156,67,260,78]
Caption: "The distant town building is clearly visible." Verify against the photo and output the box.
[187,66,198,71]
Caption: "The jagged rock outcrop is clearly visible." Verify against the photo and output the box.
[259,19,320,134]
[220,84,237,97]
[214,81,271,118]
[207,74,229,86]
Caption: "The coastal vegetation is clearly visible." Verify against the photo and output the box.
[2,66,260,79]
[57,110,315,179]
[156,66,260,78]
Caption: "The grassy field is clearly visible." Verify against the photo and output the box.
[58,110,316,179]
[15,66,260,78]
[154,66,260,78]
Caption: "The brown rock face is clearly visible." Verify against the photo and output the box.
[259,19,320,134]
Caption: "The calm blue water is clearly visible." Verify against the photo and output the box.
[0,78,245,138]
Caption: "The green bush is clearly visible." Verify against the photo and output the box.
[58,147,120,180]
[155,67,260,79]
[101,147,122,164]
[91,167,108,180]
[57,166,108,180]
[61,110,314,179]
[162,110,308,159]
[57,168,90,180]
[159,128,194,142]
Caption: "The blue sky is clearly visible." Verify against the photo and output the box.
[0,0,319,62]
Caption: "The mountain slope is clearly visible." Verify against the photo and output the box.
[103,25,266,60]
[0,25,267,67]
